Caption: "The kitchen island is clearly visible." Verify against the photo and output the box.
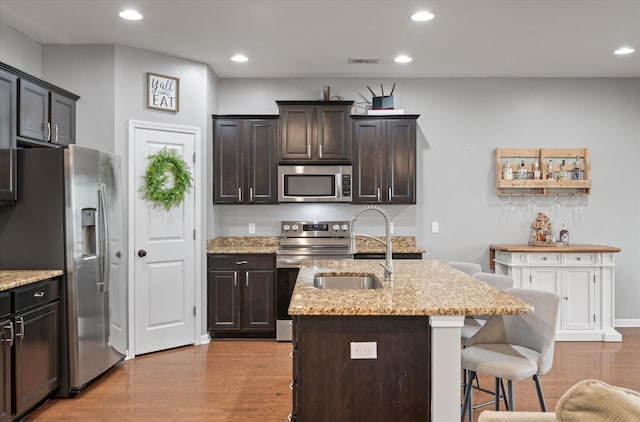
[288,259,532,422]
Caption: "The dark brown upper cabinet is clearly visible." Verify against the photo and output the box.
[352,115,419,204]
[18,79,77,147]
[0,69,17,204]
[277,101,353,163]
[213,115,278,204]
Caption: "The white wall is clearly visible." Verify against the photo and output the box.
[0,23,41,76]
[217,77,640,321]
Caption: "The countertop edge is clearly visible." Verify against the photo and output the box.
[0,270,64,292]
[490,244,621,253]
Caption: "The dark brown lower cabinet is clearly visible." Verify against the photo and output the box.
[207,254,275,338]
[0,278,60,422]
[291,315,431,422]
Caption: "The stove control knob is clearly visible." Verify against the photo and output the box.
[341,224,349,231]
[283,224,291,231]
[291,224,299,231]
[332,224,340,231]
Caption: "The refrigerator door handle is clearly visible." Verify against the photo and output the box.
[97,183,112,292]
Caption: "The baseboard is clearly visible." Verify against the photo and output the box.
[615,319,640,327]
[198,333,211,344]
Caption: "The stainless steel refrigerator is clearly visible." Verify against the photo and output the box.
[0,145,127,396]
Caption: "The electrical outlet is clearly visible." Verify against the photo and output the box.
[350,341,377,359]
[248,223,256,234]
[431,221,440,234]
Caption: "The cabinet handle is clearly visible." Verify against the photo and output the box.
[306,144,311,159]
[55,124,59,142]
[15,317,24,342]
[46,122,51,141]
[249,187,253,203]
[33,291,45,298]
[233,273,238,287]
[235,260,248,265]
[238,187,242,203]
[564,297,569,300]
[245,273,249,287]
[3,322,14,347]
[318,144,323,159]
[388,187,392,202]
[376,187,381,203]
[576,257,581,261]
[542,257,547,261]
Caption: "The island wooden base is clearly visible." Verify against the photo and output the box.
[292,315,431,421]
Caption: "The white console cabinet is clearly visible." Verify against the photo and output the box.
[491,245,621,342]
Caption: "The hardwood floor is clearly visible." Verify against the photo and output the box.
[26,328,640,422]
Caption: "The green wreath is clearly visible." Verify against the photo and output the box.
[139,148,193,210]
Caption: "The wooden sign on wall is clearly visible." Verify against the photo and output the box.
[147,72,179,112]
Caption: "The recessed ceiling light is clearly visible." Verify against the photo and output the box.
[231,54,248,63]
[614,47,635,55]
[119,9,143,21]
[411,11,434,22]
[394,55,413,63]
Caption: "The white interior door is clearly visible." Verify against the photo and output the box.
[132,124,196,355]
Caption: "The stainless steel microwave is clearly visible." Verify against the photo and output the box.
[278,165,352,203]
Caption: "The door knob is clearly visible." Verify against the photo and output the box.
[138,249,147,257]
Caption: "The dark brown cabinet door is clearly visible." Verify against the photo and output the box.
[0,69,17,203]
[13,301,60,417]
[50,92,76,146]
[386,119,416,204]
[214,119,243,203]
[243,270,275,331]
[0,318,10,422]
[277,101,353,163]
[213,117,277,204]
[246,119,277,203]
[18,80,49,142]
[207,270,241,331]
[352,116,417,204]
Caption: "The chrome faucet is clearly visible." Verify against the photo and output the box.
[350,205,394,281]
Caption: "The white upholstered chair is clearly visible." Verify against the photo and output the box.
[461,288,560,422]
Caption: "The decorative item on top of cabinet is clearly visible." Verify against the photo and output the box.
[213,115,278,204]
[0,69,17,204]
[351,115,419,204]
[207,254,275,338]
[277,100,353,163]
[496,148,591,196]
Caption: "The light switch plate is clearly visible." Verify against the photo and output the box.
[431,221,440,233]
[350,341,377,359]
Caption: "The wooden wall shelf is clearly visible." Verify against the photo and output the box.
[496,148,591,196]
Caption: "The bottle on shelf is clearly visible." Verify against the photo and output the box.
[518,160,528,179]
[558,159,569,180]
[503,160,513,180]
[546,159,554,180]
[559,223,570,244]
[573,156,581,180]
[533,159,541,180]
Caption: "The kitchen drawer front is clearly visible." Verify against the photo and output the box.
[564,253,595,266]
[527,253,561,265]
[0,292,10,319]
[496,251,526,265]
[208,254,275,270]
[14,277,61,313]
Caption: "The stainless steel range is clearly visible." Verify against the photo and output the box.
[276,220,353,341]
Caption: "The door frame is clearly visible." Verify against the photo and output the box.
[127,120,204,358]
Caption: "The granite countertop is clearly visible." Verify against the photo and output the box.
[207,235,425,255]
[288,259,532,316]
[0,270,64,292]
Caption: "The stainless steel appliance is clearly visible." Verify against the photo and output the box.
[0,146,127,396]
[278,165,352,203]
[276,220,352,341]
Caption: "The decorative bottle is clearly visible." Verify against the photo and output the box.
[558,159,569,180]
[503,161,513,180]
[546,159,554,180]
[573,156,581,180]
[533,159,541,180]
[559,223,569,244]
[518,160,528,179]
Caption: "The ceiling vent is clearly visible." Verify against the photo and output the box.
[348,58,381,64]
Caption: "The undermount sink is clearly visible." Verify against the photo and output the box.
[313,273,383,290]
